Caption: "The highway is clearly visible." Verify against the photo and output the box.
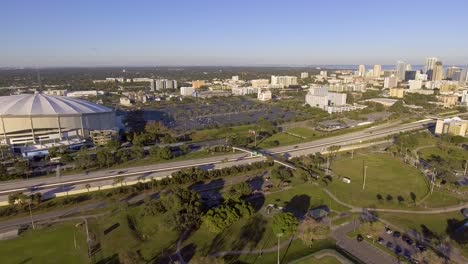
[0,119,434,201]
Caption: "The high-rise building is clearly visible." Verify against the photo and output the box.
[432,61,444,81]
[384,76,398,89]
[406,64,412,71]
[424,57,438,74]
[320,71,328,77]
[305,86,346,109]
[373,65,382,78]
[358,65,366,77]
[396,61,407,80]
[445,66,461,80]
[192,80,206,89]
[270,75,298,87]
[460,67,468,84]
[404,71,417,81]
[300,72,309,79]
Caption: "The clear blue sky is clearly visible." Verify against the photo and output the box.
[2,0,468,67]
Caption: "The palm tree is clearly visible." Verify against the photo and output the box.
[85,183,91,193]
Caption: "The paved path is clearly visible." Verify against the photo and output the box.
[331,222,398,264]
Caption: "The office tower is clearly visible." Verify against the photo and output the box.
[424,57,438,74]
[445,66,461,80]
[373,65,382,78]
[384,76,398,89]
[404,71,417,81]
[432,61,443,81]
[396,61,407,80]
[460,67,468,84]
[300,72,309,79]
[358,65,366,77]
[406,64,412,71]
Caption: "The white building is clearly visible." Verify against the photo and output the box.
[271,75,298,87]
[300,72,309,79]
[384,76,398,89]
[257,89,272,101]
[231,87,259,96]
[132,78,153,82]
[373,65,382,78]
[358,65,366,77]
[409,80,422,90]
[120,97,133,106]
[66,90,101,98]
[153,79,177,91]
[461,90,468,106]
[43,89,67,96]
[180,86,195,96]
[251,79,270,88]
[320,71,328,77]
[232,76,239,81]
[305,86,347,110]
[396,61,407,80]
[424,57,438,74]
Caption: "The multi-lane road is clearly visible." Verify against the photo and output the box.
[0,119,435,201]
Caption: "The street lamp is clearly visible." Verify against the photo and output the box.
[277,233,283,264]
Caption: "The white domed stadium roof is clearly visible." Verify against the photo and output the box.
[0,93,112,116]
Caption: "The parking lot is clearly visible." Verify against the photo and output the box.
[375,227,427,262]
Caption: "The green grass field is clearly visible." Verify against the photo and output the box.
[379,211,465,235]
[0,223,88,264]
[263,183,351,213]
[190,124,256,142]
[328,153,429,209]
[295,255,342,264]
[418,146,468,171]
[420,190,465,208]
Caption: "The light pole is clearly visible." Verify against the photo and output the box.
[362,164,368,190]
[277,233,283,264]
[28,200,35,230]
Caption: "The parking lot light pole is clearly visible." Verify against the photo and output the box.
[362,165,368,190]
[277,233,283,264]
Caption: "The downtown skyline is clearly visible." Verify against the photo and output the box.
[2,0,468,67]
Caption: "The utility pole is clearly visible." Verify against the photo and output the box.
[464,160,468,176]
[430,169,436,194]
[28,200,35,230]
[362,164,368,190]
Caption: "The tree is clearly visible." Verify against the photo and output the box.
[130,146,144,160]
[413,250,444,263]
[359,221,385,243]
[161,188,202,230]
[113,176,124,187]
[272,212,298,236]
[48,146,59,158]
[225,182,251,200]
[202,200,254,233]
[272,166,293,184]
[85,183,91,193]
[297,218,330,247]
[106,140,120,150]
[118,250,140,264]
[8,192,28,206]
[30,193,42,205]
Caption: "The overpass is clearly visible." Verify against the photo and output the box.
[232,146,296,170]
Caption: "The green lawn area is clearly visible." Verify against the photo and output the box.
[418,146,468,171]
[88,208,180,262]
[328,153,429,209]
[0,223,88,264]
[420,190,465,208]
[287,127,325,139]
[258,132,305,148]
[190,124,256,142]
[263,183,351,213]
[379,211,465,235]
[295,255,342,264]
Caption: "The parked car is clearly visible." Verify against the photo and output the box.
[357,234,364,242]
[395,245,402,254]
[386,241,393,249]
[385,227,393,234]
[393,231,401,238]
[416,242,427,252]
[378,237,385,244]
